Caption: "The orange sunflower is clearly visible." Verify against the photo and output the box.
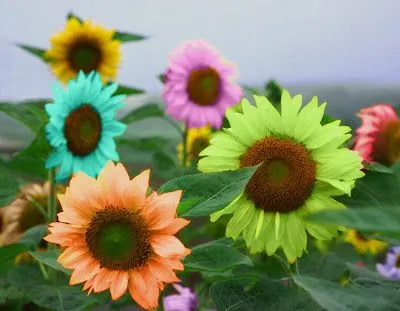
[45,161,190,310]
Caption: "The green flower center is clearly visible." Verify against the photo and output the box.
[68,41,102,74]
[240,137,316,213]
[186,67,221,106]
[64,104,102,156]
[372,120,400,166]
[85,206,152,270]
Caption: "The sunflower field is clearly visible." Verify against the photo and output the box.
[1,12,400,311]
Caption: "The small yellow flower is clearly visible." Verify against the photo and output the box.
[177,126,212,167]
[344,229,387,255]
[45,17,121,84]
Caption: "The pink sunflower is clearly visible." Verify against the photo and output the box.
[354,103,400,166]
[162,40,242,129]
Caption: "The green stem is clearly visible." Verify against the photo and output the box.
[29,198,49,222]
[182,126,188,168]
[164,116,183,135]
[38,262,49,280]
[47,168,57,249]
[272,253,291,277]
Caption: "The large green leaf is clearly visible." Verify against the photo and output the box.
[7,131,51,178]
[0,244,27,275]
[113,31,147,42]
[17,44,48,63]
[117,136,169,151]
[293,275,400,311]
[9,265,96,311]
[0,102,48,133]
[29,250,71,275]
[185,239,253,273]
[19,224,48,248]
[0,165,20,206]
[308,206,400,232]
[158,165,259,217]
[113,84,145,96]
[210,277,322,311]
[120,103,164,124]
[151,151,179,180]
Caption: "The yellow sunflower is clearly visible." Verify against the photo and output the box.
[177,126,212,167]
[46,17,121,84]
[344,229,387,255]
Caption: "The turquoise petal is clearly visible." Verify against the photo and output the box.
[45,149,65,168]
[56,152,73,181]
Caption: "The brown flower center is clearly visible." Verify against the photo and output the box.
[85,206,152,270]
[186,67,221,106]
[240,137,316,213]
[64,104,102,156]
[68,41,102,74]
[372,120,400,166]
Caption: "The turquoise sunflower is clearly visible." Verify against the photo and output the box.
[45,71,126,181]
[198,90,364,261]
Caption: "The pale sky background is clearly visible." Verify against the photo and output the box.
[0,0,399,101]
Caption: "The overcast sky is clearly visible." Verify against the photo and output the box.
[0,0,399,100]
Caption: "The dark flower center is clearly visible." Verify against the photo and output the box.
[85,206,152,270]
[186,67,221,106]
[372,120,400,166]
[64,104,102,156]
[68,41,102,74]
[240,137,316,213]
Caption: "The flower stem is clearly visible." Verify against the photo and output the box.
[272,253,291,276]
[30,198,49,222]
[182,126,188,168]
[47,168,57,249]
[38,262,49,280]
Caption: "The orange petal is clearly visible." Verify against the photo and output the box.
[58,247,90,269]
[151,235,186,257]
[140,267,160,309]
[163,257,185,271]
[110,270,129,300]
[93,268,113,293]
[98,161,131,207]
[69,258,100,285]
[128,270,150,310]
[147,258,180,283]
[44,232,86,247]
[83,277,95,295]
[123,169,150,209]
[145,191,182,230]
[57,210,90,227]
[154,218,190,235]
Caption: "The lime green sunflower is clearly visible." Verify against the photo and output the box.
[198,90,364,261]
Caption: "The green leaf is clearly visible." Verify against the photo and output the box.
[159,165,259,217]
[66,12,83,23]
[120,103,164,124]
[210,277,322,311]
[242,85,261,96]
[293,275,400,311]
[308,206,400,232]
[151,151,179,180]
[264,80,283,104]
[158,74,166,84]
[9,265,96,311]
[364,162,396,174]
[113,31,147,42]
[0,102,48,133]
[0,244,27,274]
[117,137,169,151]
[29,250,71,275]
[321,114,338,125]
[113,84,145,96]
[19,225,48,248]
[185,239,253,273]
[0,165,20,206]
[17,44,48,63]
[7,131,51,178]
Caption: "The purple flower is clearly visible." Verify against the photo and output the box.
[162,40,242,129]
[376,246,400,280]
[163,284,199,311]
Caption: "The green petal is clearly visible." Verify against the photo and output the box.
[199,145,242,158]
[210,193,244,222]
[253,95,284,134]
[312,134,351,152]
[226,199,256,239]
[243,207,260,248]
[305,222,338,240]
[197,156,240,172]
[264,214,280,255]
[282,232,297,261]
[281,90,302,134]
[317,178,355,196]
[275,212,286,241]
[293,97,326,142]
[313,180,347,196]
[208,132,247,154]
[249,212,273,254]
[255,209,265,239]
[226,109,259,147]
[304,121,351,150]
[299,192,346,216]
[286,213,307,258]
[241,99,270,140]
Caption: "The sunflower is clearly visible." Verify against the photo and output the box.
[46,17,121,84]
[344,229,387,255]
[198,90,364,261]
[45,71,126,181]
[177,126,212,167]
[45,161,190,310]
[353,103,400,166]
[0,182,64,246]
[162,40,242,129]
